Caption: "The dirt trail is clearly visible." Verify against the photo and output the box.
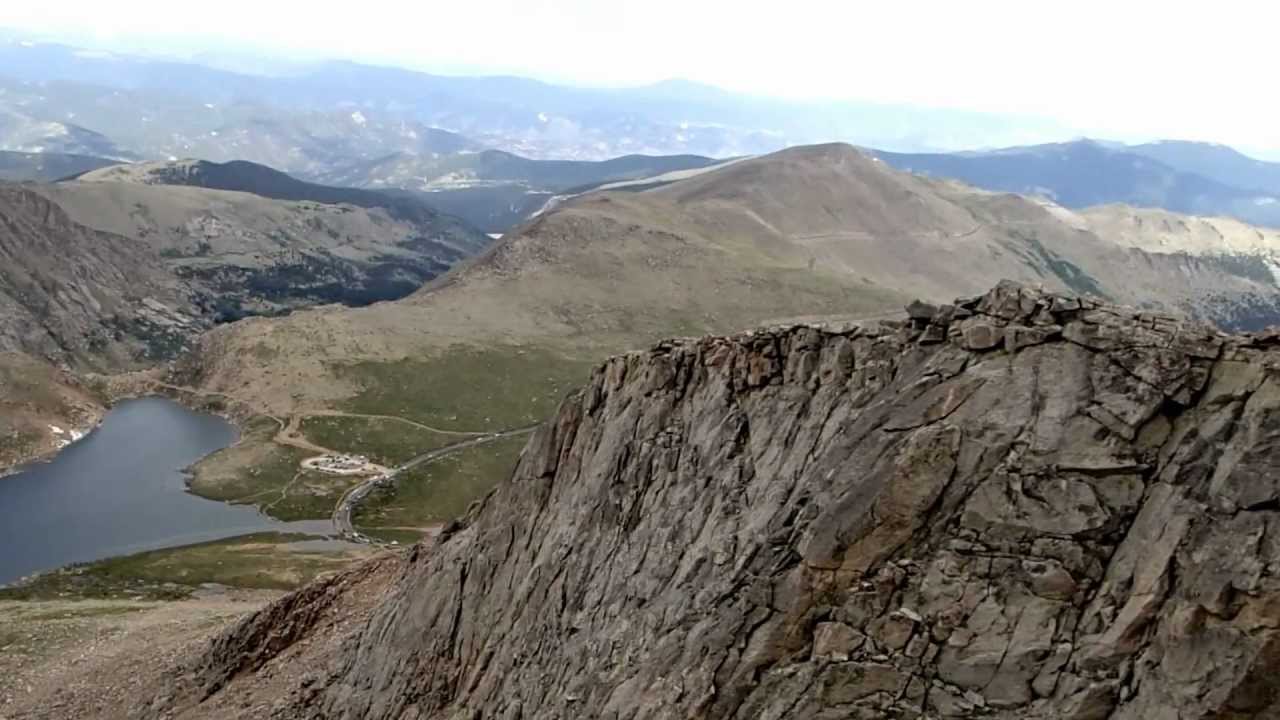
[262,470,304,513]
[273,414,336,456]
[153,381,486,447]
[154,380,335,456]
[301,409,490,437]
[151,381,236,400]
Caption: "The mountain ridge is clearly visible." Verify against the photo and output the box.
[176,143,1280,438]
[0,36,1069,160]
[874,139,1280,228]
[1129,139,1280,195]
[73,157,478,229]
[0,149,116,181]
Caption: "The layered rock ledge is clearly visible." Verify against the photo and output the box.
[151,282,1280,719]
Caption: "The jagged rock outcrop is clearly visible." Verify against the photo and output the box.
[152,282,1280,719]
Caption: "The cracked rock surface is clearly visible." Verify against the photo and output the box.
[147,282,1280,719]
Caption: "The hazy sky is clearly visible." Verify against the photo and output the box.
[2,0,1275,150]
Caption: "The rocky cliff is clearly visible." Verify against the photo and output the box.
[142,283,1280,719]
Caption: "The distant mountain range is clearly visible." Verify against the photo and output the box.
[0,149,115,181]
[0,35,1068,165]
[0,103,136,160]
[875,139,1280,228]
[1128,140,1280,195]
[0,75,481,177]
[9,35,1280,235]
[315,151,724,232]
[14,134,1280,238]
[315,150,722,193]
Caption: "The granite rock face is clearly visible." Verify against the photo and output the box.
[169,282,1280,719]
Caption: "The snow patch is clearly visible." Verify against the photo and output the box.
[48,424,86,449]
[1268,259,1280,285]
[1034,198,1088,231]
[350,111,368,126]
[537,112,549,123]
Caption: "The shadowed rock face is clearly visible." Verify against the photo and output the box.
[157,283,1280,719]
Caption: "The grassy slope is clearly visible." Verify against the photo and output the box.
[337,347,596,431]
[354,434,529,542]
[299,415,457,465]
[0,533,370,601]
[187,416,358,522]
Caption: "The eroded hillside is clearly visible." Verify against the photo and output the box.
[88,282,1280,719]
[32,179,488,316]
[0,185,200,367]
[0,170,491,360]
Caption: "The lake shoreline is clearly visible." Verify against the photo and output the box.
[0,365,243,480]
[0,397,329,586]
[0,409,106,481]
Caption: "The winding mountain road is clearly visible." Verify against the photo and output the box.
[331,424,539,540]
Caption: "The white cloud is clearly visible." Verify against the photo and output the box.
[1,0,1275,150]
